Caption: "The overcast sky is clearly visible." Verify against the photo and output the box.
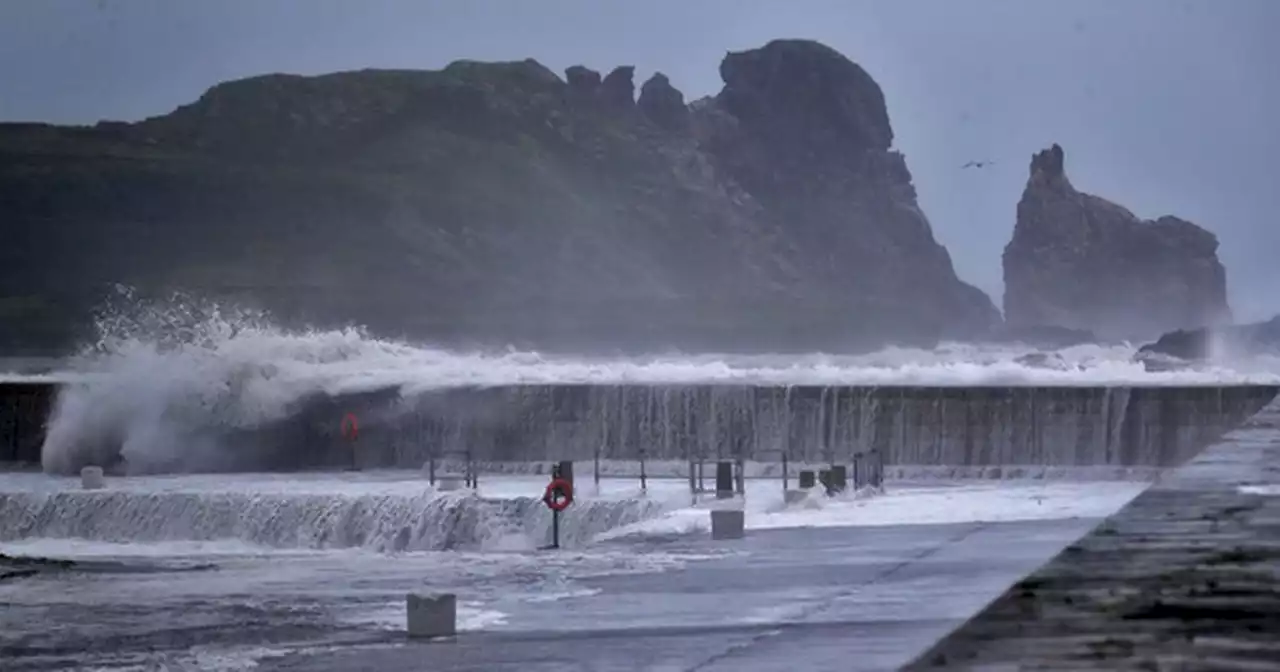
[3,0,1278,320]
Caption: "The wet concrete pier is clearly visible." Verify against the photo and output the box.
[905,400,1280,669]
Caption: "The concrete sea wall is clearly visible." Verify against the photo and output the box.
[5,381,1278,473]
[0,381,55,464]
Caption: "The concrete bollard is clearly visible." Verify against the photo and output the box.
[406,593,457,639]
[784,489,808,505]
[80,466,104,490]
[828,465,848,494]
[710,509,745,540]
[798,470,816,489]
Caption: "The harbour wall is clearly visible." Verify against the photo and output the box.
[5,382,1278,474]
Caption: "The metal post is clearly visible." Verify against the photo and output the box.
[781,453,789,491]
[550,509,560,550]
[639,448,648,493]
[593,442,601,492]
[715,460,734,499]
[428,457,437,486]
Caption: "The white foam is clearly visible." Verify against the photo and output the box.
[600,481,1148,539]
[1240,484,1280,496]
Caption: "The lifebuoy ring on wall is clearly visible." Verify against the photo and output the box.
[542,478,574,512]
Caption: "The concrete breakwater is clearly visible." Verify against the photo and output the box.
[0,381,55,465]
[6,381,1278,474]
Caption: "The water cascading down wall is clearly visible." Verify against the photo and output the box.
[6,382,1277,473]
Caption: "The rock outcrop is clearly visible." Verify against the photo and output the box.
[637,73,688,131]
[691,40,999,341]
[1002,144,1231,341]
[1137,315,1280,362]
[0,39,998,354]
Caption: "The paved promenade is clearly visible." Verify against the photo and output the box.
[906,402,1280,670]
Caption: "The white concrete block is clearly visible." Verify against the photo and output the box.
[710,509,745,540]
[406,593,457,639]
[80,466,104,490]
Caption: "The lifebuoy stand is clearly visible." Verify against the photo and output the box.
[542,477,574,549]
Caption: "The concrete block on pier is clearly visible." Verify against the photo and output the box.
[828,465,848,494]
[406,593,457,639]
[710,509,745,540]
[80,466,104,490]
[798,470,816,489]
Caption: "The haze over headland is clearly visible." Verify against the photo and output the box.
[2,0,1278,320]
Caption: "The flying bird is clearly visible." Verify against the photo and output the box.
[961,160,995,170]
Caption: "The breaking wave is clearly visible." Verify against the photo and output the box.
[24,291,1280,475]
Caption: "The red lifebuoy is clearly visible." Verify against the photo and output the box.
[340,413,359,440]
[543,478,574,512]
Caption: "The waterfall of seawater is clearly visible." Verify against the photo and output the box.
[0,488,670,551]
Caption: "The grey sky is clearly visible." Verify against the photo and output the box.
[3,0,1278,321]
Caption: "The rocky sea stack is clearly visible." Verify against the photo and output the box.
[1002,143,1231,341]
[0,39,997,354]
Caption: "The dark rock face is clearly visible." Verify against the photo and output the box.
[692,40,999,341]
[598,66,636,110]
[564,65,602,95]
[0,39,997,354]
[1137,315,1280,361]
[1003,143,1231,341]
[637,73,688,131]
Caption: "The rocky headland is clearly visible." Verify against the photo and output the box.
[1137,314,1280,364]
[0,39,999,355]
[1002,143,1231,342]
